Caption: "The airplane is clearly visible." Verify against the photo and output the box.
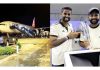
[0,21,49,46]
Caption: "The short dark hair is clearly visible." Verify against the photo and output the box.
[61,7,72,12]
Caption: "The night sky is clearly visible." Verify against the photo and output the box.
[0,4,50,28]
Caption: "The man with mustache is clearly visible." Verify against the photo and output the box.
[79,7,100,66]
[50,7,80,67]
[80,7,100,50]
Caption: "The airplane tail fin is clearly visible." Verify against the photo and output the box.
[32,17,35,28]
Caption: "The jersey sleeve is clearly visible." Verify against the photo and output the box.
[50,25,59,37]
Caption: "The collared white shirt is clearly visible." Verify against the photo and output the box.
[50,22,73,65]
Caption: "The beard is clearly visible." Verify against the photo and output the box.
[62,17,70,22]
[90,19,99,24]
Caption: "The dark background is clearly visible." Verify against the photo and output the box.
[0,4,50,28]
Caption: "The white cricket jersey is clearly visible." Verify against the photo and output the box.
[50,23,73,65]
[88,25,100,49]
